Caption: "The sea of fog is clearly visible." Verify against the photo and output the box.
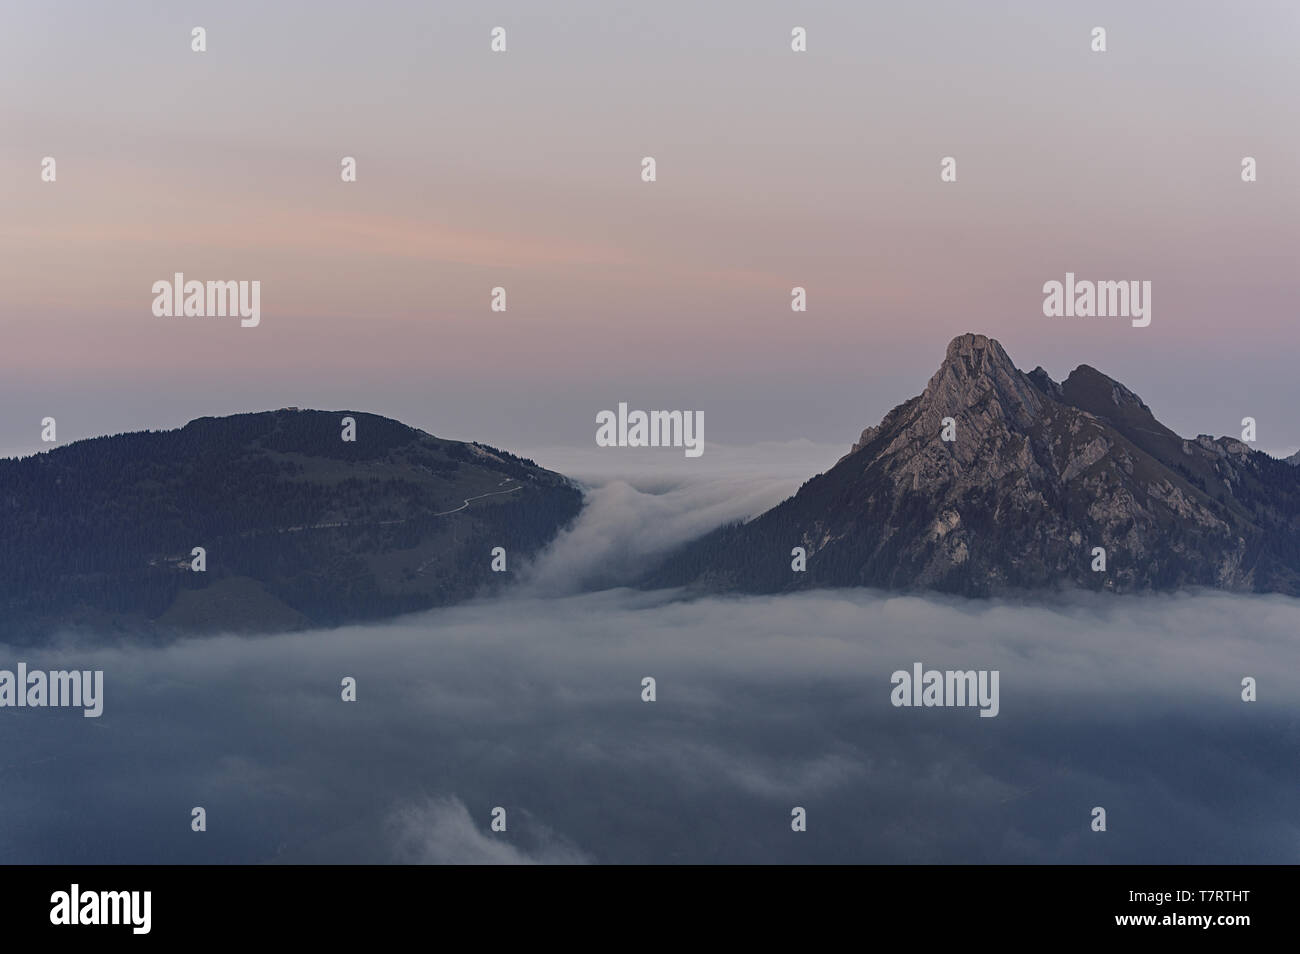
[1,442,1297,864]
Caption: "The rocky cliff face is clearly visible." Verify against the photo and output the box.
[647,334,1300,596]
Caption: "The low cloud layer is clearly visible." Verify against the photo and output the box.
[1,584,1296,864]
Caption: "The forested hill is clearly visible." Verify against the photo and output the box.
[0,409,582,643]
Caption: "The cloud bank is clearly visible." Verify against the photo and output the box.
[1,583,1296,864]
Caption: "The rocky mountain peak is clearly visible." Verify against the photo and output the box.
[937,332,1016,375]
[845,334,1044,463]
[916,333,1047,438]
[651,334,1300,599]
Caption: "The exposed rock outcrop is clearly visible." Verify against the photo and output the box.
[648,334,1300,597]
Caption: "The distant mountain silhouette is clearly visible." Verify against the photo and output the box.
[647,334,1300,597]
[0,409,581,642]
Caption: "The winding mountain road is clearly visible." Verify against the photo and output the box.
[278,478,522,533]
[429,480,522,516]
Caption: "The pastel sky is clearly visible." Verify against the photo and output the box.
[2,0,1297,460]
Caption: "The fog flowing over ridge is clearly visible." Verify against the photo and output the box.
[514,440,846,594]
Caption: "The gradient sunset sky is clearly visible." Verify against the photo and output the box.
[2,0,1297,459]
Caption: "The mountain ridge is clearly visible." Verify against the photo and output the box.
[647,333,1300,597]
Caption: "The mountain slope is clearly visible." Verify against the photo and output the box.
[0,409,582,642]
[647,334,1300,597]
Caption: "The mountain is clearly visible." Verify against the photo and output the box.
[0,409,581,642]
[647,333,1300,597]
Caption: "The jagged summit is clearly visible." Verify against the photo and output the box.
[923,334,1025,401]
[649,334,1300,598]
[933,332,1017,376]
[924,332,1047,428]
[846,333,1035,460]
